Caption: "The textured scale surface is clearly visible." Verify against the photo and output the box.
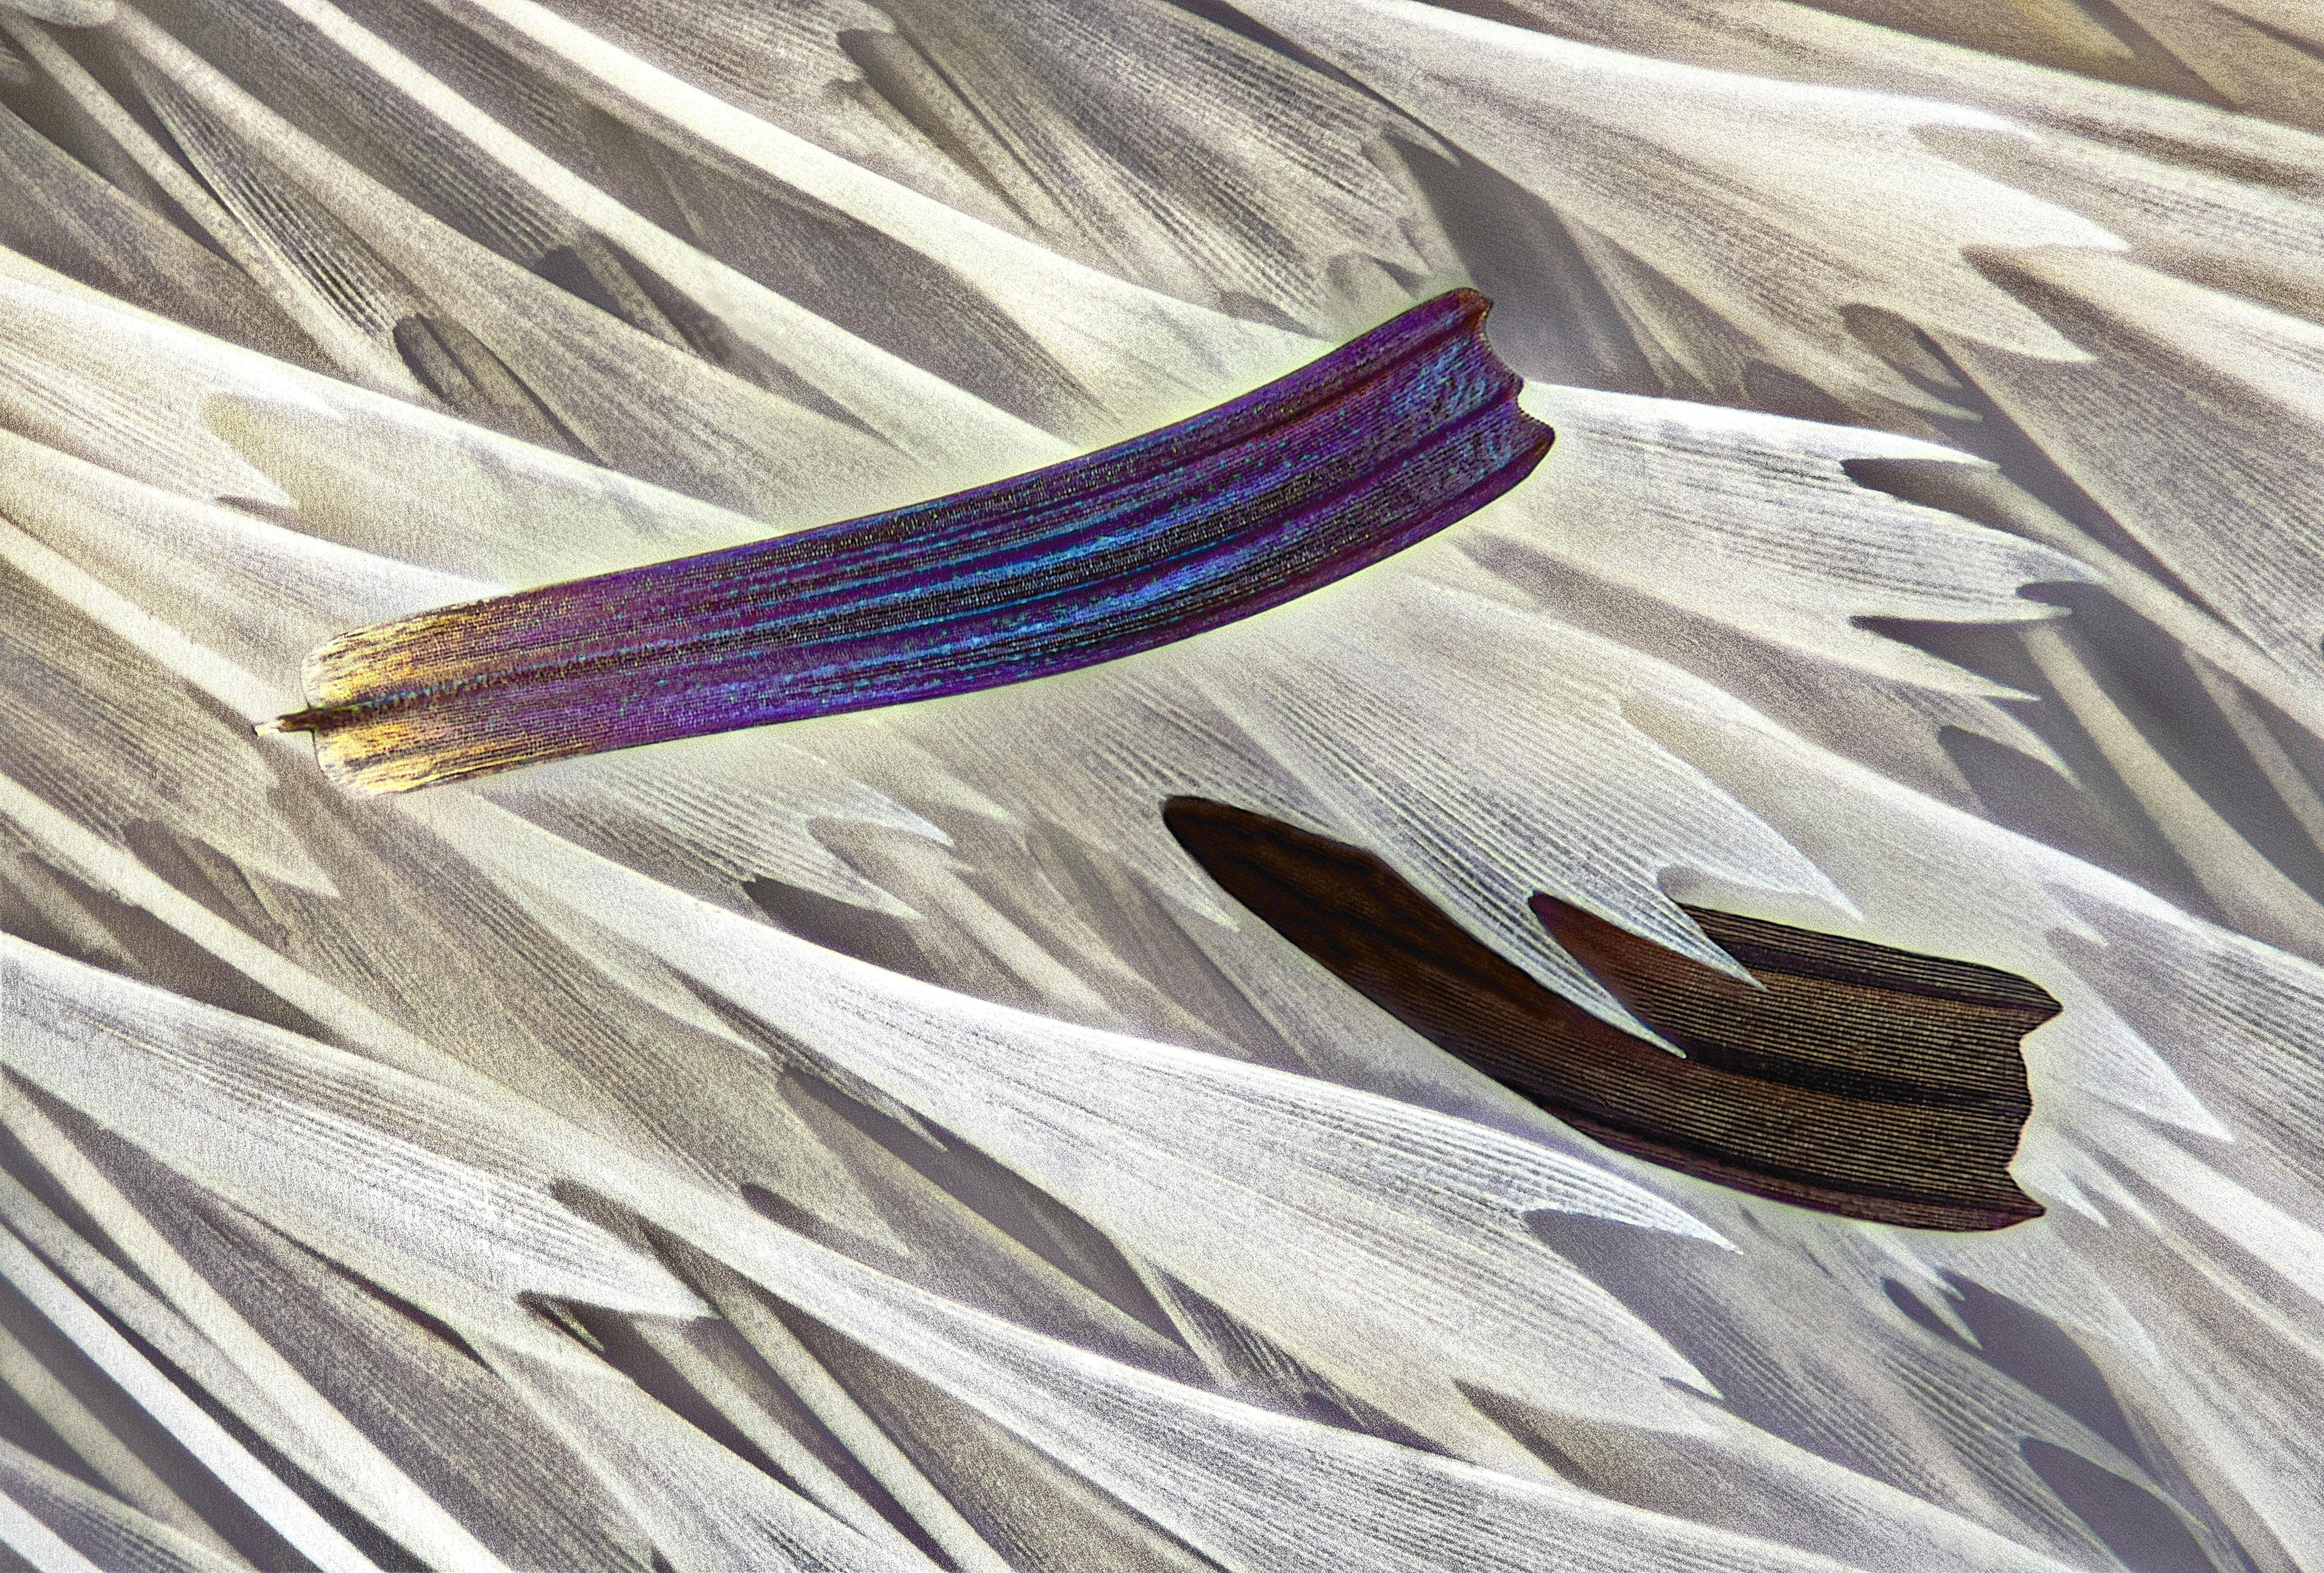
[277,290,1551,790]
[1,0,2322,1570]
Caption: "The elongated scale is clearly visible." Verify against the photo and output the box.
[1163,796,2053,1231]
[277,290,1552,790]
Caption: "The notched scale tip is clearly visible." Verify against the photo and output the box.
[274,290,1553,793]
[1165,796,2056,1233]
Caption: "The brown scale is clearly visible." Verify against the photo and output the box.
[1163,797,2054,1232]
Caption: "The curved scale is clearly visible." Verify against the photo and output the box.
[278,289,1552,790]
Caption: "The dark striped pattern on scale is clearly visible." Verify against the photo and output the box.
[1166,797,2053,1231]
